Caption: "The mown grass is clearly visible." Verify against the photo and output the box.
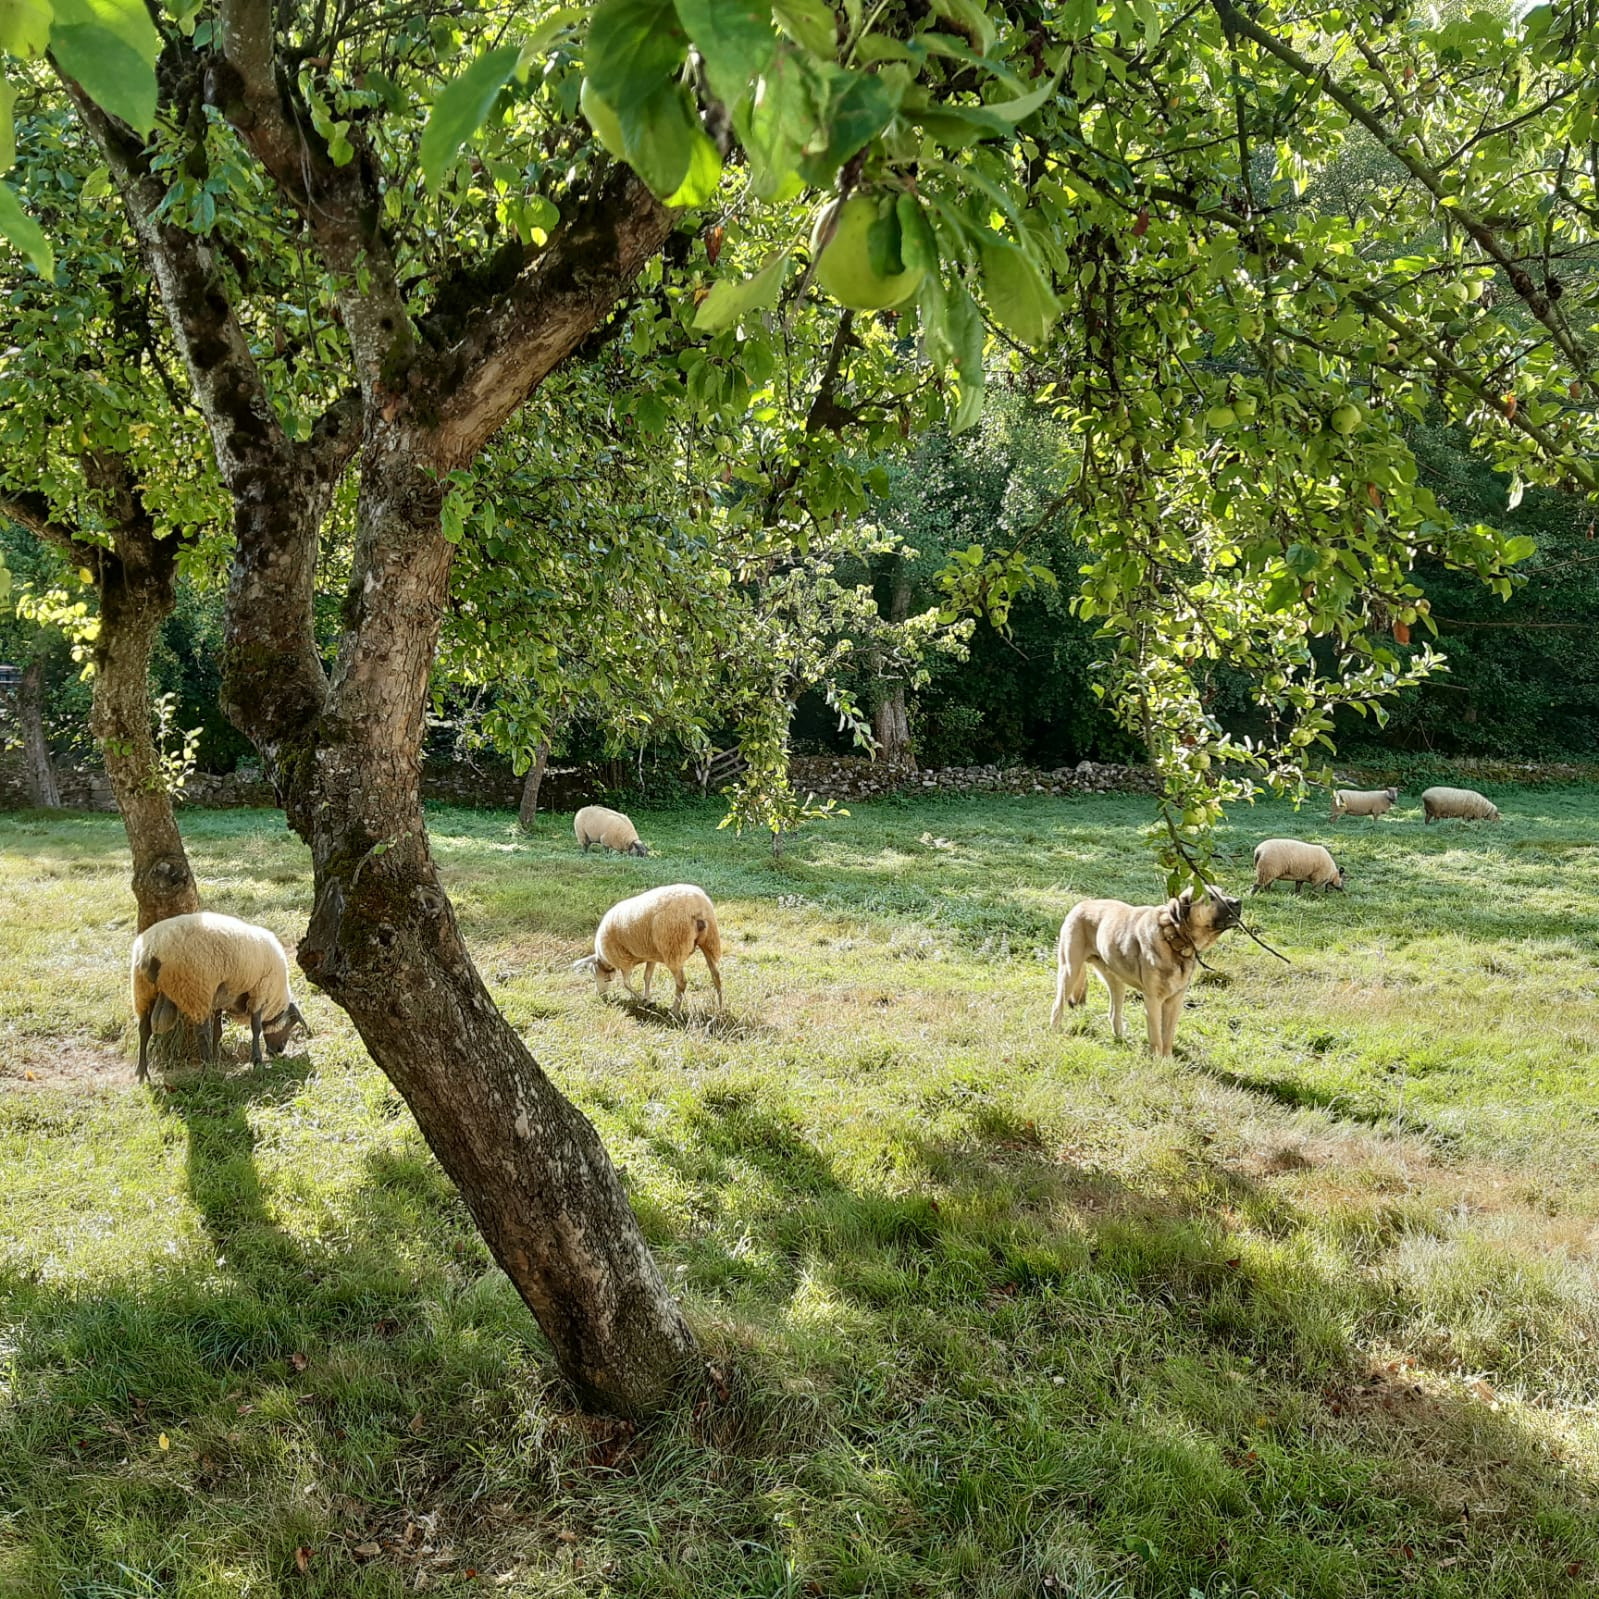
[1,787,1596,1598]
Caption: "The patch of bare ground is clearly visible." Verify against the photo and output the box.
[0,1036,127,1092]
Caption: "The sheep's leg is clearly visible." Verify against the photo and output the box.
[137,1011,151,1082]
[249,1008,266,1070]
[1293,879,1304,895]
[1050,957,1070,1028]
[641,962,655,1001]
[703,954,723,1010]
[619,965,642,1001]
[669,966,687,1017]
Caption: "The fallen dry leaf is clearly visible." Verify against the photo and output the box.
[295,1547,312,1573]
[157,1433,170,1451]
[353,1542,382,1560]
[289,1352,309,1373]
[408,1411,425,1435]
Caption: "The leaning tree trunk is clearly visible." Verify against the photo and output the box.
[17,658,61,808]
[517,738,553,832]
[74,48,694,1413]
[283,447,694,1411]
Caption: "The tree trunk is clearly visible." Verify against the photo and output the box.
[17,658,61,808]
[84,464,203,933]
[871,559,916,768]
[517,738,553,831]
[279,446,696,1414]
[73,62,694,1414]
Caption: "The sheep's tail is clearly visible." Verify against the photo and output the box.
[695,914,722,961]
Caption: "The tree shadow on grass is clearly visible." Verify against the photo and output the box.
[626,1095,1599,1598]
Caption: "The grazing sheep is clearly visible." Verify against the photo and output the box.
[1251,839,1345,894]
[574,804,649,857]
[1331,786,1399,822]
[130,911,308,1081]
[574,883,723,1016]
[1422,786,1501,823]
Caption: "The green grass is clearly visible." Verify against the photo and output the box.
[2,789,1597,1597]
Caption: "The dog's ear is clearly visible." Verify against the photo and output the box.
[1173,887,1194,922]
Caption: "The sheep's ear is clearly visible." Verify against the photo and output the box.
[287,1002,310,1038]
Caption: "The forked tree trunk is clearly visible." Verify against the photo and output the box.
[17,658,61,808]
[74,57,694,1414]
[285,448,694,1411]
[517,738,553,831]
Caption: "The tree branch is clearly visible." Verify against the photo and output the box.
[421,165,674,468]
[211,0,414,394]
[1213,0,1595,390]
[0,487,99,566]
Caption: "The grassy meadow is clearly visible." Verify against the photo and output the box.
[1,787,1597,1598]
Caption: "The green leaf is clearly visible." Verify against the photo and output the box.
[735,46,823,198]
[978,237,1058,346]
[420,45,522,194]
[982,68,1060,125]
[0,0,52,56]
[946,281,985,432]
[797,63,897,183]
[665,112,723,206]
[1502,534,1537,563]
[0,179,52,277]
[772,0,836,57]
[896,193,939,275]
[0,79,14,173]
[865,204,904,277]
[672,0,777,108]
[48,0,160,133]
[693,250,791,331]
[585,0,687,106]
[930,0,995,54]
[618,80,709,200]
[521,4,589,58]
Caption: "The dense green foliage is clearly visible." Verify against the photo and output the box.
[4,790,1598,1593]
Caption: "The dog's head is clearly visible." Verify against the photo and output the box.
[1168,884,1243,936]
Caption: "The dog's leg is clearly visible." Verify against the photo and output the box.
[1162,992,1185,1057]
[1051,954,1070,1028]
[1146,989,1167,1055]
[1104,975,1127,1040]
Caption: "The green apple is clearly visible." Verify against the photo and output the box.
[809,196,923,312]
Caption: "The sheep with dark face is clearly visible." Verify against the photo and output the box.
[130,912,308,1080]
[574,884,723,1016]
[1331,786,1398,821]
[1252,839,1345,894]
[574,804,649,856]
[1422,786,1501,823]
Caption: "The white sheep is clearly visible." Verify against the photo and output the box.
[130,911,308,1080]
[1422,786,1501,823]
[573,883,723,1016]
[1331,786,1398,822]
[1251,838,1345,894]
[574,804,649,857]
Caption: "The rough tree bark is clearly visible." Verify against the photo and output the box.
[67,12,698,1413]
[517,738,553,832]
[871,558,916,768]
[1,473,200,930]
[17,657,61,808]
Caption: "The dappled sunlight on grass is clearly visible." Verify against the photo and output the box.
[2,789,1598,1594]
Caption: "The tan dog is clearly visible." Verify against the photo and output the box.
[1050,886,1242,1057]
